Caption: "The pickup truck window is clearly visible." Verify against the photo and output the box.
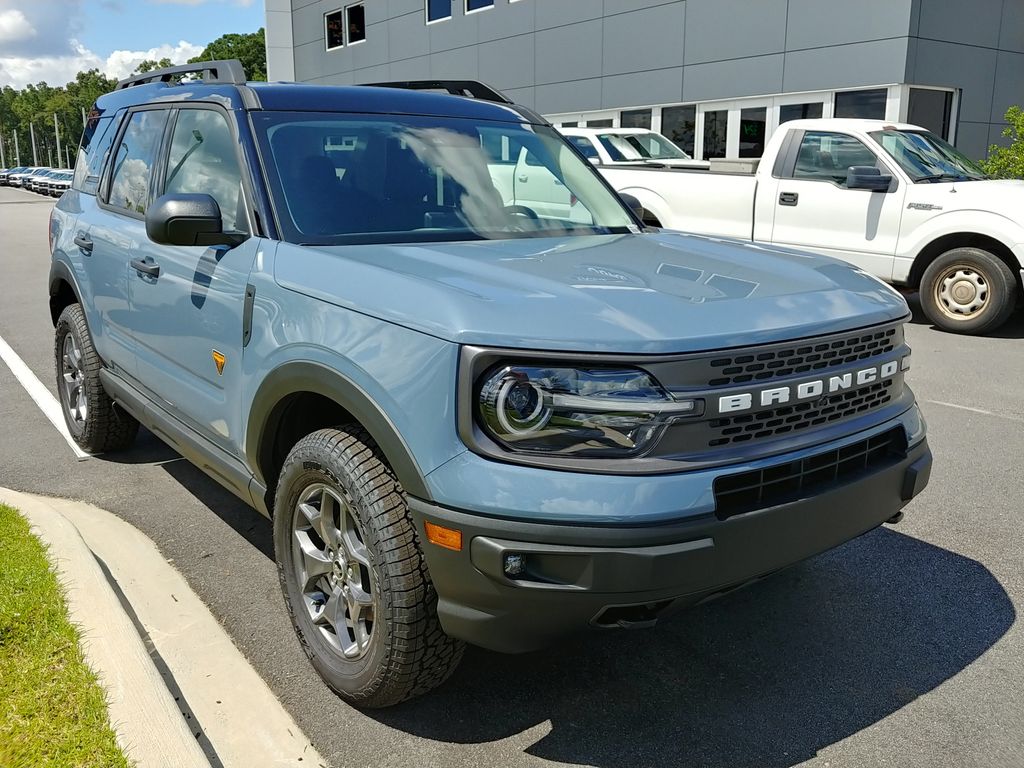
[106,109,168,215]
[566,136,599,159]
[164,109,247,233]
[792,131,878,186]
[597,132,690,161]
[869,129,986,183]
[253,112,634,245]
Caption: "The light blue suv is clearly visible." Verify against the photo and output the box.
[49,61,931,707]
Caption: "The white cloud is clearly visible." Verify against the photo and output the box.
[0,39,204,88]
[0,9,35,43]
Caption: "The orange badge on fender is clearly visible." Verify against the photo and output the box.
[212,350,226,375]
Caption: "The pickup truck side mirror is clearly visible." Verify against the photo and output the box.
[846,165,893,192]
[619,192,646,223]
[146,193,247,247]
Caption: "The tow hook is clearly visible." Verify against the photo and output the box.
[886,511,904,525]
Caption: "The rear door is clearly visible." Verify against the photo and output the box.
[768,129,906,278]
[128,105,259,455]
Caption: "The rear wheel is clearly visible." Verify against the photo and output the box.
[919,247,1018,334]
[273,426,464,708]
[54,303,139,453]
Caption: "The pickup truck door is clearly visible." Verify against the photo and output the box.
[127,106,258,455]
[511,146,571,219]
[766,129,906,278]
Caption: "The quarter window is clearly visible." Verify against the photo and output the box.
[106,109,168,215]
[164,109,247,233]
[72,113,115,195]
[661,105,696,157]
[325,10,344,50]
[426,0,451,22]
[834,88,887,120]
[792,131,878,186]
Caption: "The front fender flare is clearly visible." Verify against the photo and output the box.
[246,361,432,501]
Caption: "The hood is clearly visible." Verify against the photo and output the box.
[274,232,909,354]
[907,178,1024,222]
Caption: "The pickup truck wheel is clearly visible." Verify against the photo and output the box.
[273,427,464,708]
[920,248,1018,334]
[54,303,139,453]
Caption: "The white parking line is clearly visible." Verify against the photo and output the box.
[0,333,90,460]
[926,399,1024,423]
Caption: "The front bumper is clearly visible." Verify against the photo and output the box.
[411,435,931,654]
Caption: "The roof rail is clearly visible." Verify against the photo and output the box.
[115,59,247,90]
[364,80,514,105]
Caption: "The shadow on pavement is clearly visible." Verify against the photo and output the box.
[371,528,1014,768]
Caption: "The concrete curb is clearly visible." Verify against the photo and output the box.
[0,488,326,768]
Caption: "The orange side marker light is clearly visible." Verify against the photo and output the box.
[424,521,463,551]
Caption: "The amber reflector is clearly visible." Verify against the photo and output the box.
[424,521,462,551]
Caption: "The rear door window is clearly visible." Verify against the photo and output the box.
[105,109,168,216]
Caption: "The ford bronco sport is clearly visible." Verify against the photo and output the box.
[48,60,932,708]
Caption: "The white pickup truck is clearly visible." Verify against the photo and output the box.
[595,118,1024,335]
[559,127,709,170]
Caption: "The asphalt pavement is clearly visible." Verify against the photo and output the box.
[1,184,1022,768]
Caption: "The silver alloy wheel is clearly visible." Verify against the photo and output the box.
[293,483,376,659]
[60,332,88,426]
[936,266,989,319]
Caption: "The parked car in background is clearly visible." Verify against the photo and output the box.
[560,127,709,169]
[27,169,62,194]
[6,167,45,187]
[0,166,26,184]
[46,170,74,197]
[593,118,1024,335]
[50,63,930,708]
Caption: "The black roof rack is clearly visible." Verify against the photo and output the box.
[115,59,247,90]
[364,80,514,105]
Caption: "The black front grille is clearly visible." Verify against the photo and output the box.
[713,428,907,519]
[706,379,897,447]
[706,327,899,387]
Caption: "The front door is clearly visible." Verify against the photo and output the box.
[128,106,257,455]
[766,129,906,278]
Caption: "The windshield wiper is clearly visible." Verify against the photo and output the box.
[916,172,979,183]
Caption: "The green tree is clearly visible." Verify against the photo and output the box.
[980,106,1024,179]
[189,28,266,81]
[133,58,174,75]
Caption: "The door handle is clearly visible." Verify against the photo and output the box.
[130,256,160,278]
[518,175,529,183]
[74,233,93,254]
[779,192,799,206]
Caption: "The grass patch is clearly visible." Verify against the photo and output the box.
[0,503,131,768]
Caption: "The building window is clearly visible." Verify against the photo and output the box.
[834,88,887,120]
[346,4,365,44]
[703,109,728,159]
[561,121,579,128]
[907,88,953,140]
[466,0,493,12]
[586,118,613,128]
[621,109,652,130]
[779,102,823,125]
[426,0,451,22]
[662,105,696,157]
[739,107,766,158]
[325,9,345,50]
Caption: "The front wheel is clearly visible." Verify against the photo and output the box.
[54,303,139,453]
[919,247,1018,334]
[273,427,464,708]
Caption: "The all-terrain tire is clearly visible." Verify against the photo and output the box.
[273,426,464,708]
[54,303,139,453]
[919,247,1018,335]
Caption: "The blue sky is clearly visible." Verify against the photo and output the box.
[0,0,266,88]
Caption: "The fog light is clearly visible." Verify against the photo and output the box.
[503,553,526,577]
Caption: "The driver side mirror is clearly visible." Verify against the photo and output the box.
[146,193,247,247]
[846,165,893,191]
[619,193,645,222]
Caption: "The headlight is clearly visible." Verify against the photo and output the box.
[477,365,699,458]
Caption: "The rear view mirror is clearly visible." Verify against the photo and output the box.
[146,193,247,247]
[846,165,892,191]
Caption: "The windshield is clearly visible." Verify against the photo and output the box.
[596,132,691,161]
[252,112,636,245]
[869,129,987,182]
